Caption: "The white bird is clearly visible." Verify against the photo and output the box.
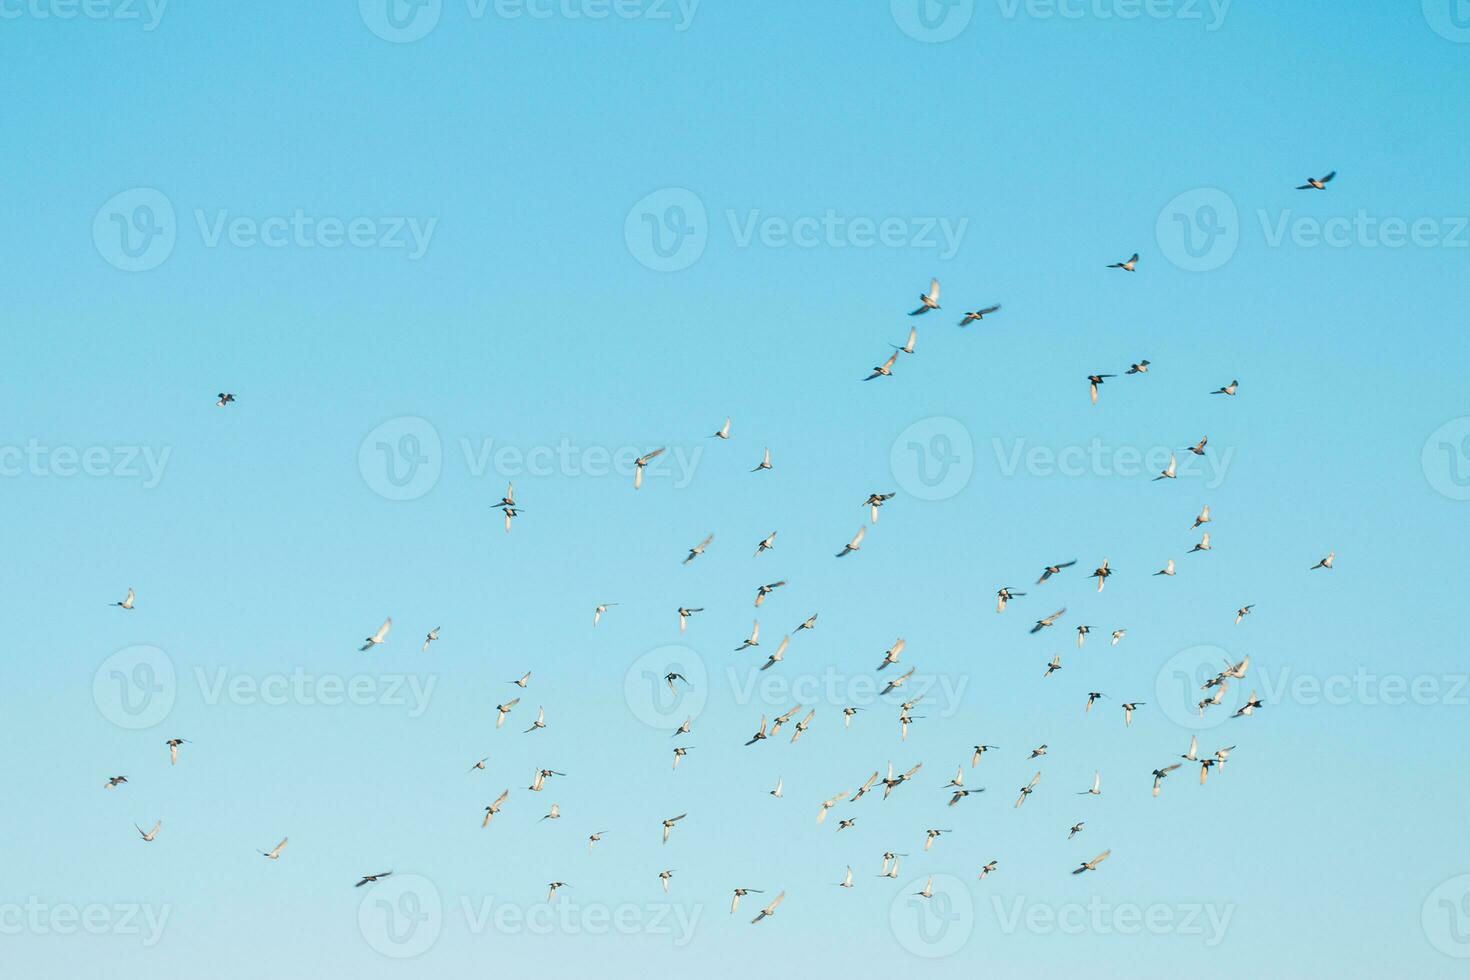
[658,870,674,892]
[1194,504,1211,528]
[593,603,616,626]
[754,531,777,556]
[113,587,136,610]
[546,882,568,902]
[495,698,520,729]
[891,326,917,355]
[524,706,546,733]
[165,738,188,765]
[1155,559,1176,577]
[661,813,686,844]
[1126,359,1150,374]
[909,278,940,315]
[863,492,895,524]
[587,832,606,853]
[996,587,1025,613]
[1111,629,1126,646]
[817,791,849,823]
[1107,252,1139,272]
[677,607,703,632]
[1078,771,1101,796]
[1076,625,1092,648]
[683,534,714,564]
[959,304,1001,326]
[1235,605,1254,625]
[712,417,731,439]
[913,876,935,898]
[259,837,288,860]
[1015,771,1041,808]
[1121,701,1145,726]
[1189,532,1212,554]
[971,745,998,767]
[754,580,786,607]
[1072,850,1111,874]
[1233,691,1263,717]
[1031,607,1066,633]
[1154,455,1177,481]
[468,757,489,772]
[421,627,439,652]
[1296,170,1336,190]
[795,612,819,632]
[876,637,905,671]
[864,351,899,381]
[671,747,692,770]
[923,829,950,851]
[769,777,783,799]
[1211,379,1239,396]
[731,888,763,914]
[978,860,998,880]
[1152,763,1182,797]
[633,448,665,489]
[1182,735,1199,762]
[751,448,772,473]
[836,526,865,557]
[216,392,236,407]
[360,618,391,651]
[750,891,786,924]
[135,820,161,842]
[482,789,510,826]
[1311,551,1335,570]
[838,866,854,888]
[1044,654,1062,678]
[541,803,561,821]
[735,620,761,651]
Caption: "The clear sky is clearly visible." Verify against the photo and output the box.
[3,2,1469,977]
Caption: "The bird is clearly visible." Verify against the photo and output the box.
[672,717,692,738]
[135,820,161,842]
[468,757,489,772]
[876,638,905,671]
[1194,504,1211,528]
[880,667,915,696]
[948,788,981,807]
[360,618,391,651]
[1015,772,1041,807]
[1088,374,1116,405]
[1107,252,1139,271]
[751,448,772,472]
[1154,454,1177,480]
[633,448,665,489]
[958,304,1001,325]
[744,716,768,746]
[913,876,935,898]
[587,832,606,853]
[258,837,288,860]
[864,351,899,381]
[838,866,854,888]
[677,607,703,632]
[684,533,714,564]
[1085,692,1106,712]
[923,829,951,851]
[355,872,393,887]
[1214,745,1237,769]
[671,747,692,770]
[836,527,865,557]
[971,745,998,767]
[750,891,785,924]
[1078,771,1101,796]
[978,860,998,880]
[711,417,731,439]
[1181,735,1199,762]
[1044,654,1062,678]
[523,706,546,733]
[1031,608,1066,633]
[593,603,617,626]
[891,326,917,355]
[165,738,188,765]
[215,392,236,407]
[1076,625,1092,648]
[1311,551,1335,570]
[817,791,849,823]
[881,762,923,799]
[481,789,510,826]
[528,769,564,791]
[731,888,763,913]
[1235,604,1255,624]
[113,587,136,610]
[863,492,896,523]
[996,587,1025,613]
[1126,360,1150,374]
[661,813,686,844]
[842,707,860,728]
[736,621,761,651]
[1111,629,1126,646]
[1091,559,1111,591]
[421,627,439,652]
[1189,532,1211,553]
[658,870,674,892]
[1296,170,1336,190]
[1068,822,1085,840]
[1185,436,1208,456]
[850,771,880,802]
[1037,560,1076,584]
[795,612,819,632]
[754,581,787,607]
[104,776,127,789]
[1029,744,1048,759]
[546,882,569,902]
[1234,691,1263,718]
[494,698,522,729]
[1072,850,1111,874]
[754,531,777,556]
[1152,764,1182,797]
[1211,379,1239,396]
[909,278,940,315]
[541,803,561,821]
[665,673,689,694]
[789,708,815,743]
[1121,702,1145,726]
[769,777,783,798]
[1155,559,1176,577]
[499,504,519,532]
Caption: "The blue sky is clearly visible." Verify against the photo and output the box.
[3,1,1470,977]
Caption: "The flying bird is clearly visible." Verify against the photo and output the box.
[1211,379,1239,396]
[754,531,777,556]
[1078,771,1101,796]
[482,789,510,826]
[891,326,917,355]
[735,621,761,651]
[359,618,391,651]
[259,837,288,860]
[754,581,787,607]
[355,872,392,887]
[1235,604,1254,624]
[684,534,714,564]
[633,448,665,489]
[593,603,616,626]
[661,813,686,844]
[135,820,162,842]
[1031,608,1066,633]
[731,888,763,913]
[1154,455,1177,480]
[996,587,1025,613]
[1072,850,1111,874]
[105,776,128,789]
[1151,764,1182,797]
[1194,504,1211,528]
[1184,436,1208,456]
[495,698,520,729]
[113,588,136,610]
[909,278,940,315]
[1311,551,1335,570]
[1037,560,1076,584]
[836,527,865,557]
[165,738,188,765]
[1106,252,1139,271]
[1296,170,1336,190]
[215,392,236,407]
[1126,360,1150,374]
[863,492,896,523]
[1015,771,1042,807]
[421,627,439,652]
[711,417,731,439]
[864,351,899,381]
[1121,702,1145,726]
[1088,374,1115,405]
[959,304,1001,325]
[752,448,772,472]
[750,891,786,924]
[677,607,703,632]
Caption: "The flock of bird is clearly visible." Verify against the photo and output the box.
[97,171,1343,932]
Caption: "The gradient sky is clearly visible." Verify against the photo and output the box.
[3,2,1469,977]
